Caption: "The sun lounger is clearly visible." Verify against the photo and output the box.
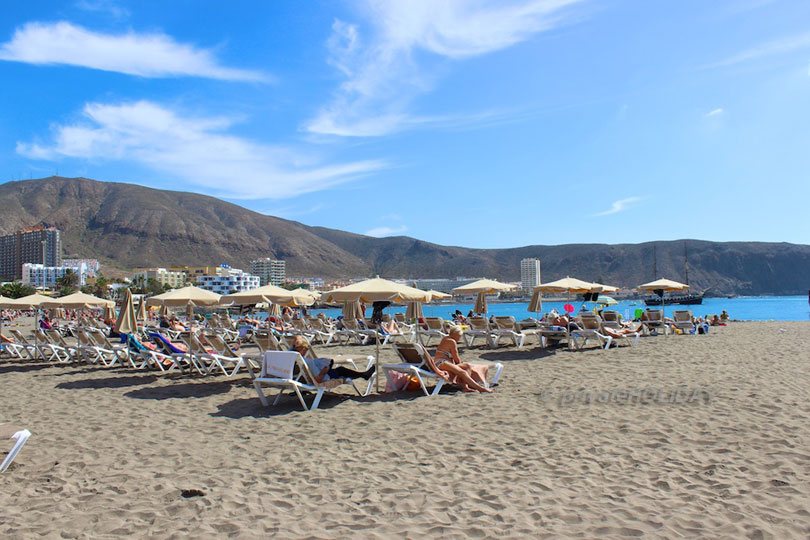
[672,310,696,335]
[384,342,502,396]
[9,330,43,360]
[601,311,622,329]
[253,350,375,411]
[148,331,201,374]
[419,317,448,347]
[127,334,174,371]
[36,329,70,363]
[306,318,337,345]
[642,309,669,335]
[571,313,614,350]
[491,316,540,348]
[0,425,31,473]
[188,334,244,377]
[462,317,494,347]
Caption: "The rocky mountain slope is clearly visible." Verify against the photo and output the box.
[1,177,808,295]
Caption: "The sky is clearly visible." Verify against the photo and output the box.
[1,0,809,248]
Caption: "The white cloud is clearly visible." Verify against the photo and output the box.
[305,0,583,137]
[705,32,810,69]
[593,196,641,217]
[0,21,267,81]
[705,107,724,117]
[74,0,130,19]
[17,101,385,199]
[365,225,408,237]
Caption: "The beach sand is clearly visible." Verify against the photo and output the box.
[1,321,809,538]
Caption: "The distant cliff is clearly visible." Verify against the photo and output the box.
[1,177,808,295]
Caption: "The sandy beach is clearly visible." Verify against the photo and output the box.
[1,321,809,538]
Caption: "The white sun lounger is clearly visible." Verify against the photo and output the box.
[383,342,503,397]
[253,351,375,412]
[1,425,31,473]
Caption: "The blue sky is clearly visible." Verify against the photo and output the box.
[1,0,809,248]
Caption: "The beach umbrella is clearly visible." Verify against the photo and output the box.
[637,278,689,319]
[425,290,451,300]
[103,305,115,321]
[342,300,362,320]
[221,284,317,307]
[115,289,138,365]
[534,276,602,315]
[326,278,432,392]
[405,301,424,320]
[42,292,114,309]
[324,277,432,304]
[146,285,221,307]
[452,279,515,316]
[597,296,618,306]
[159,304,170,318]
[591,282,619,293]
[474,292,488,314]
[136,298,147,321]
[528,289,542,316]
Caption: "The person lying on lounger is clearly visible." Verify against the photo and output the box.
[290,336,375,383]
[600,325,641,339]
[428,326,493,393]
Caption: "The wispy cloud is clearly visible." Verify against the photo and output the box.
[17,101,385,199]
[704,31,810,69]
[365,225,408,237]
[74,0,130,19]
[305,0,583,137]
[593,196,641,217]
[0,21,268,81]
[705,107,724,117]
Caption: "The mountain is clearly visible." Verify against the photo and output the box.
[1,177,809,295]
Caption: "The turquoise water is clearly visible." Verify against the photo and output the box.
[307,296,810,322]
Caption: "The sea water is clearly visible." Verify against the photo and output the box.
[306,295,810,322]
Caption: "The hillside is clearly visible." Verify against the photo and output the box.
[1,177,809,295]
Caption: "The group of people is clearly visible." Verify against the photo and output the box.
[289,325,493,394]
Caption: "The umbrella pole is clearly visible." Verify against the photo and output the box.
[375,333,380,393]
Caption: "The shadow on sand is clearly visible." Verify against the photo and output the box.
[212,388,425,419]
[56,374,160,390]
[123,379,246,401]
[478,346,558,362]
[0,362,53,374]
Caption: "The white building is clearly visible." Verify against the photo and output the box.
[63,258,100,277]
[249,258,286,286]
[22,262,88,289]
[520,258,542,291]
[196,266,260,294]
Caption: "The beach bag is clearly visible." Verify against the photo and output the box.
[384,371,421,392]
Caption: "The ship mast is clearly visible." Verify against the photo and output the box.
[684,241,689,285]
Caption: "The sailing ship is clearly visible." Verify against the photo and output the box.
[644,243,705,306]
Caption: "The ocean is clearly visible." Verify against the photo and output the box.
[306,295,810,322]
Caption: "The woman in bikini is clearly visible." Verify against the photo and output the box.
[428,326,492,393]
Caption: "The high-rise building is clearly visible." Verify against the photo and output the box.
[520,258,542,291]
[0,225,62,281]
[250,258,286,286]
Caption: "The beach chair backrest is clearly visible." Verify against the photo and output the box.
[207,334,238,357]
[646,309,663,321]
[10,330,29,345]
[292,319,308,331]
[394,313,405,323]
[674,310,692,322]
[602,311,620,322]
[578,313,601,330]
[468,317,489,330]
[149,332,183,354]
[425,317,444,330]
[393,343,428,366]
[260,351,298,379]
[493,316,516,330]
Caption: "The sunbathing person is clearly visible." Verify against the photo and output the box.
[290,336,375,383]
[429,326,492,393]
[378,319,400,335]
[601,325,641,339]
